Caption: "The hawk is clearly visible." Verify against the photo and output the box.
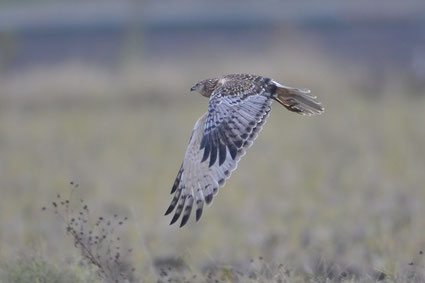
[165,74,324,227]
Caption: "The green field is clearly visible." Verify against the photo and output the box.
[1,51,425,282]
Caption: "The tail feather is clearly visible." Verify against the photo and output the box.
[273,83,324,116]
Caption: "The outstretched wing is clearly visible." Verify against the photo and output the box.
[165,79,274,227]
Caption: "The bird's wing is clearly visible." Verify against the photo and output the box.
[166,79,274,227]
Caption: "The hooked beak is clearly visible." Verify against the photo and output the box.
[190,86,196,92]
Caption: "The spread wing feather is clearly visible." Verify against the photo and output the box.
[166,80,273,227]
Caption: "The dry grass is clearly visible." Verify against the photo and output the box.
[42,184,136,282]
[0,47,425,282]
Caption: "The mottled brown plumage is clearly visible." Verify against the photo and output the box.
[166,74,324,227]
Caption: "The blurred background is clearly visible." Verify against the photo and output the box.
[1,0,425,281]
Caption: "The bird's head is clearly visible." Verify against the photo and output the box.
[190,78,219,98]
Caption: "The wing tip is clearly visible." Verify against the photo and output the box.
[196,208,203,221]
[204,194,213,205]
[180,214,190,227]
[165,203,175,216]
[169,213,180,225]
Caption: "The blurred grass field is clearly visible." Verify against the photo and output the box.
[1,45,425,282]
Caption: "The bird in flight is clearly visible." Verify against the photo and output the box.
[165,74,324,227]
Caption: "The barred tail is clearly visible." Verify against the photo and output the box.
[273,82,324,116]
